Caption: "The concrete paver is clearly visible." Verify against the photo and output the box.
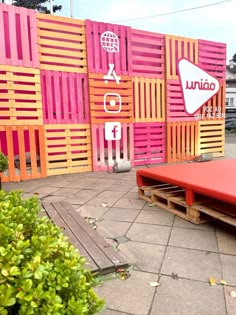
[224,286,236,315]
[135,209,174,226]
[220,254,236,286]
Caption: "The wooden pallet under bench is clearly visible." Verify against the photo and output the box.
[138,184,236,227]
[42,201,128,274]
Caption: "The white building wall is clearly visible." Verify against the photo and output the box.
[226,87,236,112]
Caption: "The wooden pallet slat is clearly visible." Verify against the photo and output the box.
[89,73,133,124]
[44,124,92,176]
[0,125,46,182]
[133,77,165,122]
[0,65,43,125]
[0,4,39,67]
[130,29,165,78]
[37,14,87,73]
[91,123,134,172]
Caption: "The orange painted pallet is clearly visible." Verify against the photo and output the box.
[167,121,198,163]
[0,125,46,182]
[0,65,42,125]
[89,73,133,124]
[44,124,92,176]
[133,77,165,122]
[196,120,225,158]
[37,14,87,73]
[166,35,198,80]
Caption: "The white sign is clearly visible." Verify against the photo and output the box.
[100,31,119,53]
[105,122,121,140]
[178,59,220,115]
[104,93,122,113]
[103,64,121,84]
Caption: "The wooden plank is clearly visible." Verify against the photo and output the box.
[42,203,98,271]
[62,201,125,266]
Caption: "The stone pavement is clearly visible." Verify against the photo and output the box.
[3,135,236,315]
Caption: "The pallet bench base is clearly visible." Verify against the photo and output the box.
[138,184,236,227]
[42,201,128,274]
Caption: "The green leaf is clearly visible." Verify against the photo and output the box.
[4,297,16,307]
[23,279,33,291]
[1,269,8,277]
[34,270,42,280]
[10,266,20,276]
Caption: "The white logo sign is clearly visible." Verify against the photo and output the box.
[178,59,220,115]
[104,93,122,113]
[105,122,121,140]
[100,31,119,53]
[103,64,121,84]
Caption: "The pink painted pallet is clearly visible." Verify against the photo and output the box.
[130,29,165,78]
[86,20,131,75]
[0,3,38,68]
[41,71,90,124]
[166,80,195,122]
[91,123,134,172]
[198,39,226,81]
[134,123,166,166]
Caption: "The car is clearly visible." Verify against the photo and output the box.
[225,120,236,133]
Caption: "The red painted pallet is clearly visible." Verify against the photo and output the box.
[130,29,165,78]
[134,123,166,166]
[167,121,198,163]
[37,14,87,73]
[0,65,42,125]
[166,35,198,80]
[91,123,134,172]
[0,3,38,68]
[89,73,133,124]
[198,39,226,81]
[41,71,90,124]
[44,124,92,176]
[86,20,131,75]
[0,125,46,182]
[133,77,165,122]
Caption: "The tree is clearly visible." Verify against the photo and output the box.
[233,54,236,63]
[0,152,8,190]
[12,0,62,14]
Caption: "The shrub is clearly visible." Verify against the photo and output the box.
[0,153,8,190]
[0,190,105,314]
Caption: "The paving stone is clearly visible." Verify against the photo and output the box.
[150,276,226,315]
[224,286,236,315]
[72,189,100,203]
[102,207,140,222]
[101,310,129,315]
[87,191,126,207]
[135,209,174,226]
[77,205,109,220]
[216,226,236,255]
[113,198,146,210]
[169,227,218,252]
[122,192,141,200]
[220,254,236,286]
[96,220,131,238]
[119,241,166,273]
[173,216,215,231]
[105,184,134,192]
[52,187,80,196]
[127,223,171,245]
[41,195,67,202]
[129,186,139,193]
[40,181,71,188]
[161,246,222,282]
[95,270,156,315]
[31,186,60,195]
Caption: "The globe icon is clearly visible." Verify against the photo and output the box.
[100,31,119,53]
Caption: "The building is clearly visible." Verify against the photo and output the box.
[226,59,236,116]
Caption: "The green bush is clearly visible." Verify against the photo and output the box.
[0,153,8,190]
[0,190,105,315]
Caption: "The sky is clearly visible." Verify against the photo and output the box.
[53,0,235,63]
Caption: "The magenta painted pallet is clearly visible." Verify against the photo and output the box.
[166,80,195,122]
[130,29,165,78]
[86,20,131,75]
[41,71,90,124]
[91,123,134,172]
[198,40,226,81]
[0,4,38,68]
[134,123,166,166]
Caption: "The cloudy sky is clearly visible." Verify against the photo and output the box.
[54,0,235,63]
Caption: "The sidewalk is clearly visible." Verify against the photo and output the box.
[3,136,236,315]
